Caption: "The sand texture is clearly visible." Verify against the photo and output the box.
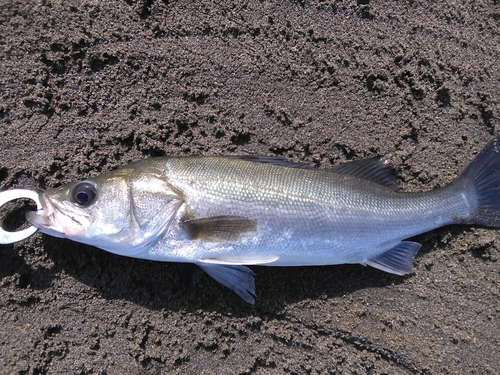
[0,1,499,374]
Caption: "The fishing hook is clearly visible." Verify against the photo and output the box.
[0,189,42,244]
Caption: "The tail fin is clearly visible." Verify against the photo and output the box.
[455,135,500,227]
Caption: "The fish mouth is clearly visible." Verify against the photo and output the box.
[26,192,70,238]
[26,192,51,226]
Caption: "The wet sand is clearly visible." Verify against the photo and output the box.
[1,1,499,374]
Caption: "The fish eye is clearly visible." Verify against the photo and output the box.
[70,181,97,206]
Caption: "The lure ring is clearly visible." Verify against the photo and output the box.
[0,189,42,244]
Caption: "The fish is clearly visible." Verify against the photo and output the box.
[26,135,500,304]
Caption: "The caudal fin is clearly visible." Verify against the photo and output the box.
[455,135,500,227]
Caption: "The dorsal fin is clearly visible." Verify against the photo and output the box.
[330,157,398,189]
[226,155,310,168]
[228,155,398,188]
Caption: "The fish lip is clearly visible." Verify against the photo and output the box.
[26,191,87,236]
[26,192,54,228]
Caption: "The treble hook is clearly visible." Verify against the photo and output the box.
[0,189,43,244]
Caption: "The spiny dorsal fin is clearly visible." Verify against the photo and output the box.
[232,155,398,188]
[182,216,257,242]
[226,155,310,168]
[331,157,398,189]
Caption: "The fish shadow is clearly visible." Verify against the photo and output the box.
[8,234,438,314]
[0,242,54,291]
[2,223,474,314]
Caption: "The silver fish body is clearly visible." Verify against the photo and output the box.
[27,136,500,303]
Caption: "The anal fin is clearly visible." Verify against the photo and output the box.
[365,241,421,275]
[197,263,256,304]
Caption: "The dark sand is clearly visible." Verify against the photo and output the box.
[1,1,499,374]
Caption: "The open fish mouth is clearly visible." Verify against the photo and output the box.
[26,192,80,238]
[26,192,56,227]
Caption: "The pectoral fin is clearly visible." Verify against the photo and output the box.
[365,241,421,275]
[197,263,256,304]
[182,216,257,241]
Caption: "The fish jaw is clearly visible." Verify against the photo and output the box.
[27,191,91,239]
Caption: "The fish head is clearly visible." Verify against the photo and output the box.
[27,161,184,254]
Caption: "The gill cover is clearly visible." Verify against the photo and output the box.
[127,169,184,241]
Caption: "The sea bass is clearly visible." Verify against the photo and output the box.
[27,136,500,303]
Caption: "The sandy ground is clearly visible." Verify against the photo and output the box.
[1,1,499,374]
